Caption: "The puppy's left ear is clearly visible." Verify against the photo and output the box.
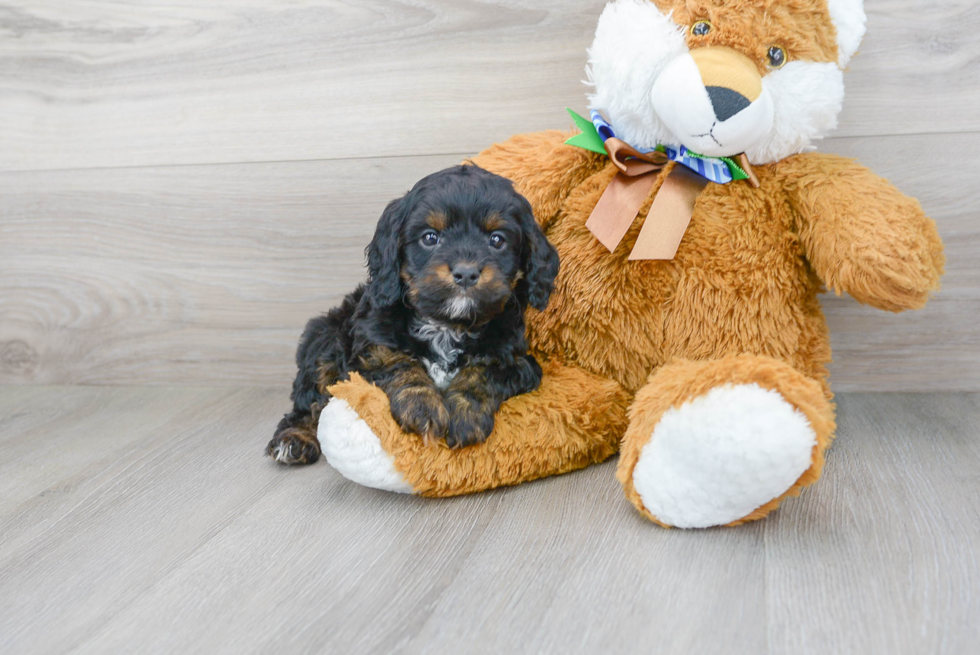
[365,194,411,307]
[517,199,560,311]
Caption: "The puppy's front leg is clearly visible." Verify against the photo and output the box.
[267,360,340,465]
[360,346,450,441]
[444,355,542,448]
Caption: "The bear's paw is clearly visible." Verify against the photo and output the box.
[631,383,816,528]
[318,398,414,494]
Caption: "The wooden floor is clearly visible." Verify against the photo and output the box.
[0,387,977,654]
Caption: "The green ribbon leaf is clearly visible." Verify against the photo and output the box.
[564,108,608,155]
[720,157,750,182]
[682,149,750,182]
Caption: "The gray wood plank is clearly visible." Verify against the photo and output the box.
[1,387,977,654]
[817,134,980,392]
[0,386,245,558]
[0,386,295,653]
[73,463,766,655]
[1,0,977,172]
[0,384,768,655]
[764,393,980,655]
[1,133,975,390]
[396,488,767,655]
[0,153,462,386]
[825,296,980,392]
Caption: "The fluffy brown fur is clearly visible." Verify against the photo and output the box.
[328,362,630,496]
[616,354,836,527]
[329,127,942,520]
[653,0,840,68]
[321,0,944,526]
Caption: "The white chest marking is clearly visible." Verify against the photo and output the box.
[409,317,479,390]
[422,358,458,391]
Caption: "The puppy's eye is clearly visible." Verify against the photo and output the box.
[767,45,787,69]
[420,231,439,247]
[691,20,712,36]
[488,233,506,250]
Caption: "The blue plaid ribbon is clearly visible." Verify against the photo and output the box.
[590,111,735,185]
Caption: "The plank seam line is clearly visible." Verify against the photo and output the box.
[0,151,478,176]
[3,128,980,175]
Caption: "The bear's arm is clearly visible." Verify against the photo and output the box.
[470,130,606,230]
[780,152,945,312]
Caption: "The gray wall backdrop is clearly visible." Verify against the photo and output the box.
[1,0,977,391]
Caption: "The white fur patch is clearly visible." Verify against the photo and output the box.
[318,398,414,493]
[632,383,816,528]
[423,358,458,391]
[587,0,688,150]
[745,60,844,164]
[410,317,471,364]
[444,295,476,320]
[826,0,867,68]
[651,52,775,158]
[409,316,476,391]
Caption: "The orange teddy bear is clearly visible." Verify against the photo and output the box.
[315,0,944,528]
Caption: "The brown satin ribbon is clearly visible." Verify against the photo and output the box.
[585,138,757,260]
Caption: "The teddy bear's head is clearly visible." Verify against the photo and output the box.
[586,0,866,164]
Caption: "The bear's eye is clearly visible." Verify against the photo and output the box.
[767,45,787,69]
[691,20,712,37]
[420,231,439,247]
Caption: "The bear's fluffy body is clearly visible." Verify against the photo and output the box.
[315,0,944,528]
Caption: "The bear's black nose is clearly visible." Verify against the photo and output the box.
[452,263,481,288]
[706,86,751,122]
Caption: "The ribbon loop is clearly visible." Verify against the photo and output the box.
[565,109,759,260]
[606,138,669,177]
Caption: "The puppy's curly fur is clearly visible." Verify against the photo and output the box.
[267,165,560,464]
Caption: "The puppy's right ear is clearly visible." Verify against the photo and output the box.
[365,194,411,307]
[516,198,560,312]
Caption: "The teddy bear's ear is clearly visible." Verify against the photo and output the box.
[826,0,867,68]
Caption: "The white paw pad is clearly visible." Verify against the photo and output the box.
[633,383,816,528]
[318,398,414,494]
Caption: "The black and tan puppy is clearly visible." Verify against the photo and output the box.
[267,164,560,464]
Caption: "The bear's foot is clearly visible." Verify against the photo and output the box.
[618,355,836,528]
[630,383,816,528]
[319,398,414,493]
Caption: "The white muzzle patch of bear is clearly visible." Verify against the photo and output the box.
[651,47,775,158]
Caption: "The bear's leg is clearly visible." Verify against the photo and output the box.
[618,355,835,528]
[318,361,630,496]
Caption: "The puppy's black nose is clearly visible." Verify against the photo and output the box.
[451,263,481,288]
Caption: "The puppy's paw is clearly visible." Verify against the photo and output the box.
[267,427,321,465]
[446,404,495,449]
[390,387,450,441]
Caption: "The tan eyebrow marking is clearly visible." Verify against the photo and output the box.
[426,212,447,231]
[483,213,505,231]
